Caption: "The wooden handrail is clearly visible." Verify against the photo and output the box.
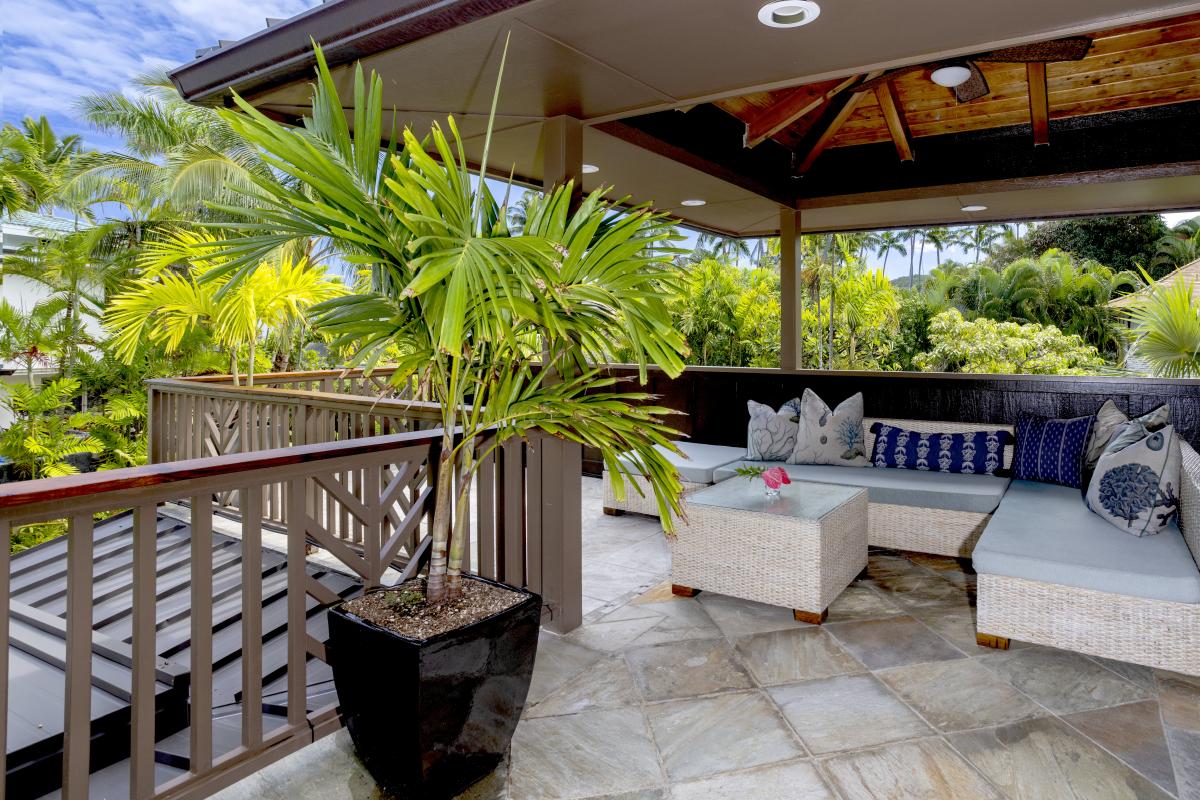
[146,377,444,417]
[171,367,401,384]
[0,429,447,511]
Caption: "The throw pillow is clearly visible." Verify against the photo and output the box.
[745,399,801,461]
[1086,423,1181,537]
[788,389,868,466]
[1084,400,1170,469]
[869,423,1013,476]
[1012,413,1094,489]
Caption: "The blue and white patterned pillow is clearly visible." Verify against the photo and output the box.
[1085,422,1180,537]
[746,399,801,461]
[869,423,1012,476]
[1012,413,1094,489]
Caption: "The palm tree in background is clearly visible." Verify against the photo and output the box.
[0,117,86,215]
[71,69,279,221]
[694,232,752,264]
[1125,277,1200,377]
[963,223,1007,265]
[505,190,540,235]
[1153,216,1200,272]
[874,230,908,272]
[922,227,960,270]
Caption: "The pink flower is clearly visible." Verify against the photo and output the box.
[762,467,791,489]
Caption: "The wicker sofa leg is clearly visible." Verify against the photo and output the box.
[671,584,701,597]
[602,507,625,516]
[793,609,828,625]
[975,632,1010,650]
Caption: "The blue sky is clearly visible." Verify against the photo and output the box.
[3,0,1195,279]
[3,0,320,151]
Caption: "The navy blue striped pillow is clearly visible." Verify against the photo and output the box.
[1013,413,1095,489]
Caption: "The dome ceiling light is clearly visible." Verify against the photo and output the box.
[960,204,988,212]
[680,199,707,207]
[757,1,821,29]
[930,65,973,88]
[581,164,599,174]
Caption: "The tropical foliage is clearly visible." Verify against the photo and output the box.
[1124,276,1200,378]
[913,309,1105,375]
[155,45,690,604]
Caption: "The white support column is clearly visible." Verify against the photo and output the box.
[542,115,583,210]
[779,207,804,370]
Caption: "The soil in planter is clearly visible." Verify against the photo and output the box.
[342,578,525,639]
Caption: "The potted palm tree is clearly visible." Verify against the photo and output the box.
[175,43,689,798]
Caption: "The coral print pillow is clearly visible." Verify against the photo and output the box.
[788,389,868,467]
[745,398,802,461]
[1086,422,1181,537]
[870,423,1012,476]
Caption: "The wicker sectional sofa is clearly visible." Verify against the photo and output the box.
[711,418,1015,557]
[602,442,745,517]
[602,413,1200,675]
[973,441,1200,674]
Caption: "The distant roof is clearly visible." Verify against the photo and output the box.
[1109,258,1200,308]
[2,211,85,235]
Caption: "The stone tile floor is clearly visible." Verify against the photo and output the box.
[214,478,1200,800]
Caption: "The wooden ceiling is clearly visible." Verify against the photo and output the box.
[715,12,1200,170]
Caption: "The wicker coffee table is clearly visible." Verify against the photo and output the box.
[670,479,868,624]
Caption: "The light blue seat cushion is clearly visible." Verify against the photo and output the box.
[712,461,1009,514]
[973,480,1200,604]
[616,442,747,484]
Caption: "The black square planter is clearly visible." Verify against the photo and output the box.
[327,576,541,799]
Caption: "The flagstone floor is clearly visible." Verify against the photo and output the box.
[214,477,1200,800]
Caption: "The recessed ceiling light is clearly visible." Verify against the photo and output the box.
[681,199,706,207]
[582,163,599,174]
[931,65,973,88]
[757,1,821,28]
[960,204,988,212]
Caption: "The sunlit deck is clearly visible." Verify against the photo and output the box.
[209,478,1200,800]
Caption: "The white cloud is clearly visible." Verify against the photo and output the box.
[2,0,319,148]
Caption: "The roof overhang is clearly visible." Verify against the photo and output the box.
[170,0,1200,236]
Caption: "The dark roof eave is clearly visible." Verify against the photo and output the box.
[169,0,538,104]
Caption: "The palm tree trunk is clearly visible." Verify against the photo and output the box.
[446,439,475,598]
[908,234,916,287]
[426,439,456,603]
[247,336,257,387]
[815,282,824,369]
[827,270,836,370]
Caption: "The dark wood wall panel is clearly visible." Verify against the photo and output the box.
[583,367,1200,475]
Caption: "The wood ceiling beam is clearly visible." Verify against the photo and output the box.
[794,72,882,175]
[743,77,857,148]
[874,82,914,162]
[1027,62,1050,145]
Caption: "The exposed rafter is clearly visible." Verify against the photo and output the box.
[874,82,914,162]
[793,72,882,175]
[742,77,856,148]
[1027,62,1051,146]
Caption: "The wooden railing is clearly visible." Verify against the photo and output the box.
[0,371,582,799]
[178,367,413,397]
[146,377,441,533]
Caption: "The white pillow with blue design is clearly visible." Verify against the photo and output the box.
[1086,422,1181,537]
[788,389,868,467]
[869,423,1012,476]
[746,398,802,461]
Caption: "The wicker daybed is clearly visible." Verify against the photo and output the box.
[973,441,1200,675]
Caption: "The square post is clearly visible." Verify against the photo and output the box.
[779,207,804,370]
[536,115,584,633]
[543,115,583,209]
